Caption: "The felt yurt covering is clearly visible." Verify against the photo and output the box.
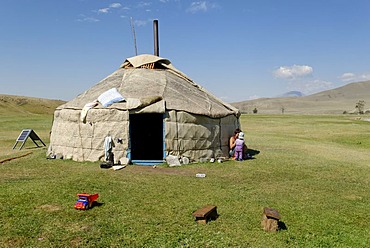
[49,54,241,163]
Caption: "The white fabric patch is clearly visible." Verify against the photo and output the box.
[98,88,125,107]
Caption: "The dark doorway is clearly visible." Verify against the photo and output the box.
[129,113,164,161]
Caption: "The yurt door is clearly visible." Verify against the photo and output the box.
[129,113,164,164]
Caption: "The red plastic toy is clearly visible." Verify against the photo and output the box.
[74,193,99,210]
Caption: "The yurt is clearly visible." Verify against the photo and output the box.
[48,54,240,164]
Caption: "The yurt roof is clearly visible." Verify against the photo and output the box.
[58,54,240,118]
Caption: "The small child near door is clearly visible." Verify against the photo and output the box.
[234,132,245,161]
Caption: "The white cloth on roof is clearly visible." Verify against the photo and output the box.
[80,101,99,123]
[98,88,125,107]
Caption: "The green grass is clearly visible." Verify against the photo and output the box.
[1,113,369,247]
[0,114,53,161]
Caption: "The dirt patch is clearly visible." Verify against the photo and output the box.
[65,223,92,233]
[344,194,363,201]
[3,237,25,248]
[16,98,28,106]
[70,236,84,247]
[124,165,199,177]
[37,204,62,212]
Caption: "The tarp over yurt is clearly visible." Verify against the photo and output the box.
[49,54,241,163]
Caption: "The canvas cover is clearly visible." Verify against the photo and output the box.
[49,54,240,162]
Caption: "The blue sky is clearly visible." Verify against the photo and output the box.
[1,0,370,102]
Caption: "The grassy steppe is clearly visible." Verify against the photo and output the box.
[232,80,370,114]
[0,94,64,160]
[1,111,369,247]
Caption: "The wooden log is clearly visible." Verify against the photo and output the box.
[192,205,218,224]
[0,152,33,164]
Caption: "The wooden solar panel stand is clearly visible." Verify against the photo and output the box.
[12,129,46,150]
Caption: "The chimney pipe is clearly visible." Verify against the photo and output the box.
[153,20,159,56]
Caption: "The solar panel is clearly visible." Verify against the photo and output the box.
[12,129,46,150]
[17,129,32,141]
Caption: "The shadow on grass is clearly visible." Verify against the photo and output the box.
[245,148,260,160]
[24,146,46,150]
[278,221,288,231]
[210,213,220,222]
[92,202,104,209]
[246,148,260,156]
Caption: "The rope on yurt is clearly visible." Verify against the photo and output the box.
[90,121,95,159]
[77,119,85,161]
[218,118,222,153]
[175,111,180,155]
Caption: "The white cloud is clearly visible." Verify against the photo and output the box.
[77,15,100,22]
[248,95,261,100]
[98,8,109,14]
[287,79,334,95]
[339,72,370,82]
[273,64,335,95]
[273,65,313,80]
[137,2,151,8]
[109,3,122,8]
[187,1,217,13]
[78,3,127,23]
[358,73,370,81]
[134,19,151,27]
[189,2,207,13]
[339,72,355,82]
[305,79,334,94]
[98,3,124,14]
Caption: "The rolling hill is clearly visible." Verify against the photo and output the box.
[231,81,370,114]
[0,94,65,115]
[2,81,369,116]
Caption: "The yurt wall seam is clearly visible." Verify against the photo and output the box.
[165,79,207,112]
[218,118,222,152]
[175,111,180,154]
[119,69,134,89]
[78,121,85,161]
[90,122,95,158]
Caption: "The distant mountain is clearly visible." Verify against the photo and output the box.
[231,81,370,114]
[0,94,65,115]
[278,91,305,98]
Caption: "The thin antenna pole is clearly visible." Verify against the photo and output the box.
[130,17,138,56]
